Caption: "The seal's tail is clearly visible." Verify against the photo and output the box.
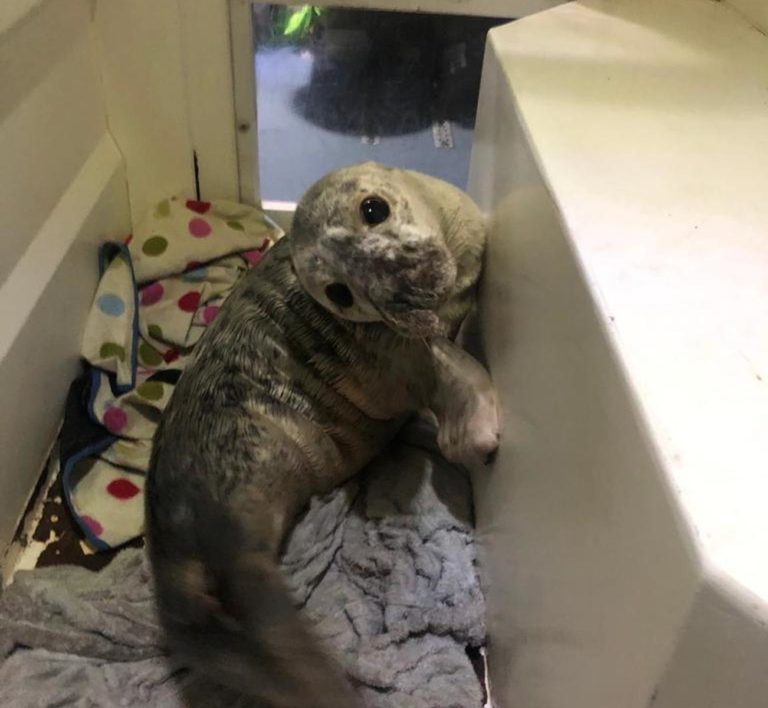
[149,500,361,708]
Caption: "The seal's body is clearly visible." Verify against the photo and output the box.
[146,163,499,707]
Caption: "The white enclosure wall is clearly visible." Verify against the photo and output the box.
[0,0,130,555]
[93,0,240,225]
[469,0,768,706]
[468,47,699,706]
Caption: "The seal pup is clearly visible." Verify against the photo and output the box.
[145,162,500,707]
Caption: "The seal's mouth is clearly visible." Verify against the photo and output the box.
[371,298,446,339]
[380,308,445,339]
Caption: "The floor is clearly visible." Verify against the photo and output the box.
[3,448,141,586]
[254,8,506,203]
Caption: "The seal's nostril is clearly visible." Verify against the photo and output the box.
[325,283,354,309]
[485,448,498,466]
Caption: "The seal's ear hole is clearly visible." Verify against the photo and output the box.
[360,196,390,226]
[325,283,354,308]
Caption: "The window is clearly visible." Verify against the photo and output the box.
[249,4,507,204]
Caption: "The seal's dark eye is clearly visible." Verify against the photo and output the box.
[360,197,390,225]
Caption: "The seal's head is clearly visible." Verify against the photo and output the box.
[290,162,487,339]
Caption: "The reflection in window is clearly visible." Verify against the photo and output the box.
[252,4,507,202]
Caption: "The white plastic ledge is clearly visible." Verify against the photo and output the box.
[468,1,768,707]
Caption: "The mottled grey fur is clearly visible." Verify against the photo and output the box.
[145,162,499,707]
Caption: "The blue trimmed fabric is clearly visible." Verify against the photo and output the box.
[60,197,280,549]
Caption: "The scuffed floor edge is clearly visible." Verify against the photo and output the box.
[2,442,60,588]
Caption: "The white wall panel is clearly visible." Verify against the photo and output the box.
[94,0,240,226]
[0,0,130,556]
[469,0,768,705]
[725,0,768,35]
[93,1,196,227]
[0,0,105,285]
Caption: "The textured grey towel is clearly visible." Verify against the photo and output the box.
[0,421,486,708]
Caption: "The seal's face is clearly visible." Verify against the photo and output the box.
[290,162,479,339]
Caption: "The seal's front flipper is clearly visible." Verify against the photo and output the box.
[427,338,501,469]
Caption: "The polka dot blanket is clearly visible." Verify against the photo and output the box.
[61,197,281,549]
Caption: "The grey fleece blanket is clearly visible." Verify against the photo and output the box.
[0,421,486,708]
